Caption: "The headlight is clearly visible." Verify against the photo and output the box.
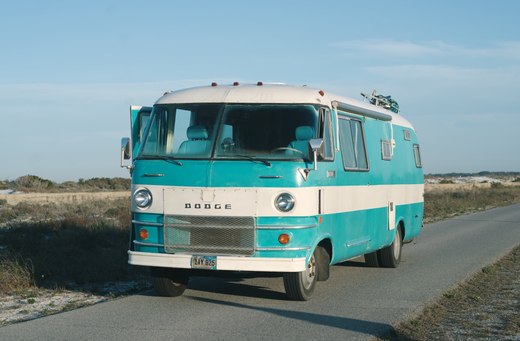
[275,193,295,212]
[134,188,153,208]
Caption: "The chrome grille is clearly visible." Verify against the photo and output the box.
[164,215,255,256]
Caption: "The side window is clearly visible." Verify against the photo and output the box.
[381,140,392,160]
[339,117,369,171]
[318,108,334,160]
[138,112,151,141]
[413,144,422,168]
[403,129,411,141]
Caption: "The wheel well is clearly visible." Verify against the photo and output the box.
[398,220,405,241]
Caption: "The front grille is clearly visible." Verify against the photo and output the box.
[164,215,255,256]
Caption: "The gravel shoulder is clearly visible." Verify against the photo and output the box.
[378,244,520,340]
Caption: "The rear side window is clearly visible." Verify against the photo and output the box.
[381,140,392,160]
[413,144,422,168]
[339,117,368,171]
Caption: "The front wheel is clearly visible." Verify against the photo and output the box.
[151,267,189,297]
[283,246,323,301]
[378,227,403,268]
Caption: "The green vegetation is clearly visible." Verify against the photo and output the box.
[424,185,520,223]
[2,175,130,193]
[0,198,144,295]
[1,177,520,297]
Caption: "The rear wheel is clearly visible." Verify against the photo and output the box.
[378,227,403,268]
[364,251,380,267]
[283,246,324,301]
[151,267,189,297]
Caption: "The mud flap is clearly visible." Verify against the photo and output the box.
[316,246,330,281]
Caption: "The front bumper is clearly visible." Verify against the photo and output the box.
[128,251,306,272]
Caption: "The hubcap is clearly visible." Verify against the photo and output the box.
[392,229,401,259]
[302,253,316,289]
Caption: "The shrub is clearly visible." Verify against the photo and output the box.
[0,197,137,293]
[439,179,455,184]
[0,252,35,293]
[14,175,55,192]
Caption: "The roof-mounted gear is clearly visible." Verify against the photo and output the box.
[361,90,400,114]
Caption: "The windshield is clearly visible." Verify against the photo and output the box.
[138,103,319,160]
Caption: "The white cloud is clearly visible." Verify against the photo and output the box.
[331,39,520,60]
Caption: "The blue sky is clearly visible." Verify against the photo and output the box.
[1,1,519,181]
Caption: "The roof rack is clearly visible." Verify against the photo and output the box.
[361,90,400,114]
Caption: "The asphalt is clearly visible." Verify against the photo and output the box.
[1,204,519,340]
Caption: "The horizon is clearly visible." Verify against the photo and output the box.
[3,171,520,185]
[1,1,519,182]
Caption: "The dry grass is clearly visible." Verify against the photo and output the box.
[1,185,519,296]
[380,245,520,340]
[0,197,144,295]
[0,253,34,292]
[424,183,520,223]
[0,191,129,206]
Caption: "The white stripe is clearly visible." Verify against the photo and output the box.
[132,184,423,217]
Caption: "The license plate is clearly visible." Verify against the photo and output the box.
[191,255,217,270]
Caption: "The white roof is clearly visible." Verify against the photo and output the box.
[155,84,414,129]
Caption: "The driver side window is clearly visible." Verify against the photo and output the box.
[319,108,334,161]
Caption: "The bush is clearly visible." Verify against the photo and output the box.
[0,198,137,293]
[77,177,130,191]
[14,175,55,192]
[0,252,35,293]
[439,179,455,184]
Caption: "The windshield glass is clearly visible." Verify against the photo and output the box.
[138,103,319,160]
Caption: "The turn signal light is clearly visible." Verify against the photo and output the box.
[278,233,290,245]
[139,228,149,240]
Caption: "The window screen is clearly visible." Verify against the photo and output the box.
[339,117,368,171]
[381,140,392,160]
[413,144,422,168]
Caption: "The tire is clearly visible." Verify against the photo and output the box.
[151,267,189,297]
[283,246,322,301]
[364,251,380,267]
[378,226,403,268]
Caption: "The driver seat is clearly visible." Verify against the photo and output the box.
[288,126,314,159]
[177,126,210,155]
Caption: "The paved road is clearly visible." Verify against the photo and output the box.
[2,205,519,340]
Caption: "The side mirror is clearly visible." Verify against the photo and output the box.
[308,138,324,171]
[120,137,132,169]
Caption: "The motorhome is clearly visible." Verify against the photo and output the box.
[120,83,424,300]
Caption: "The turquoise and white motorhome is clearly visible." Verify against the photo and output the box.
[120,83,424,300]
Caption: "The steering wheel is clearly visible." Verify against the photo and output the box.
[271,147,305,155]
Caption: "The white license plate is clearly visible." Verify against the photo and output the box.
[191,255,217,270]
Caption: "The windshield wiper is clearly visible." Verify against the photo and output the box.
[232,155,271,167]
[138,155,183,166]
